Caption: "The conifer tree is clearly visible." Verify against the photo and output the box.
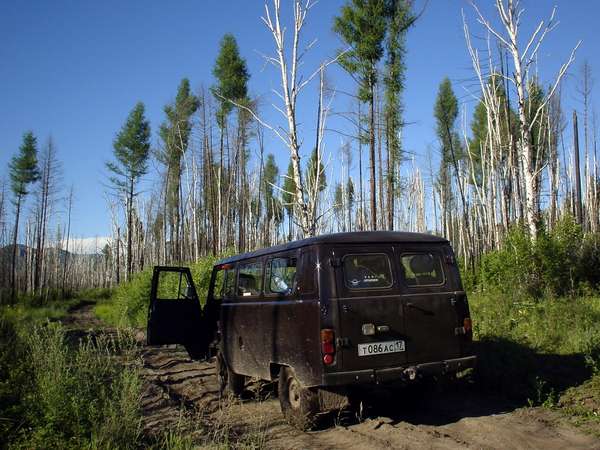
[434,78,462,237]
[9,131,40,298]
[334,0,387,230]
[106,102,151,279]
[306,147,327,194]
[159,79,199,261]
[384,0,414,230]
[282,161,296,241]
[212,34,250,251]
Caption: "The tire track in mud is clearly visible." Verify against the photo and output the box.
[64,303,600,449]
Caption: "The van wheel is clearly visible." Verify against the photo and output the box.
[278,367,320,430]
[216,350,245,397]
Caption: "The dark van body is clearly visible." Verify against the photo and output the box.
[147,231,476,429]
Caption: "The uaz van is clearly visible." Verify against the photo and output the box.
[147,231,476,429]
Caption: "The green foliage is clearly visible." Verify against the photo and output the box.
[434,77,461,161]
[0,310,142,449]
[263,154,283,224]
[212,33,249,127]
[159,79,200,224]
[334,0,387,101]
[306,147,327,193]
[469,292,600,406]
[106,102,151,192]
[9,131,40,199]
[98,255,221,329]
[478,216,598,298]
[282,160,296,216]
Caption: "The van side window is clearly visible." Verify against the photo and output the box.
[266,257,297,295]
[213,266,236,300]
[400,253,445,286]
[156,271,193,300]
[237,261,263,297]
[343,254,393,289]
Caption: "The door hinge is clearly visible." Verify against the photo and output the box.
[330,257,341,268]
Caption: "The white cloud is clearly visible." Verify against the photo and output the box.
[68,236,111,254]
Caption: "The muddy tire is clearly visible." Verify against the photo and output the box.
[278,366,320,431]
[216,350,245,397]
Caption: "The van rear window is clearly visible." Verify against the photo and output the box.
[400,253,445,286]
[343,254,393,289]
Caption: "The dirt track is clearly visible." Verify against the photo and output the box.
[66,303,599,449]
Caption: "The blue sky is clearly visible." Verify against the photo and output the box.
[1,0,597,242]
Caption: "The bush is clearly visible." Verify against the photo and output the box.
[99,254,222,329]
[477,216,600,298]
[0,307,143,449]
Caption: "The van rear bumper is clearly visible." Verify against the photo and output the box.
[322,355,476,386]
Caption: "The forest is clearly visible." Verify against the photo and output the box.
[0,0,598,298]
[1,0,599,448]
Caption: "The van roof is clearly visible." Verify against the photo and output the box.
[216,231,448,265]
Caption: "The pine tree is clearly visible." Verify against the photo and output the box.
[434,78,462,238]
[212,34,250,251]
[282,161,296,241]
[106,102,151,279]
[306,147,327,194]
[384,0,414,230]
[159,79,199,261]
[334,0,387,230]
[9,131,40,299]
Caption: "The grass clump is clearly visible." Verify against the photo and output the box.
[0,309,143,449]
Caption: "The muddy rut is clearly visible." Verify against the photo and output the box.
[65,303,599,449]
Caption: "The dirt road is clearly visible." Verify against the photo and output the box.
[66,303,599,449]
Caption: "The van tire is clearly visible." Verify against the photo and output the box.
[216,350,245,398]
[278,366,320,430]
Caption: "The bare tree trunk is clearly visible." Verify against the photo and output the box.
[369,82,377,230]
[573,110,583,224]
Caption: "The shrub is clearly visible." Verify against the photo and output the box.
[99,254,223,329]
[477,216,600,298]
[22,322,142,448]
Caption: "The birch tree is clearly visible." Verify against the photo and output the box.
[468,0,580,239]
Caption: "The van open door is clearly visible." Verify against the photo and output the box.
[147,266,208,359]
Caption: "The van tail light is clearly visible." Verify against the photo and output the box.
[321,329,335,365]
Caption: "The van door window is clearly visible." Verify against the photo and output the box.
[237,261,263,297]
[400,253,445,286]
[156,270,194,300]
[342,253,393,289]
[266,257,297,295]
[213,265,236,300]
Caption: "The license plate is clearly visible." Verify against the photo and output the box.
[358,340,405,356]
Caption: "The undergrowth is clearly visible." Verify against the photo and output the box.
[0,310,142,449]
[96,255,222,328]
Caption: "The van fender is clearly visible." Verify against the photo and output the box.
[269,362,320,387]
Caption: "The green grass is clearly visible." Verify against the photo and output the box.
[0,307,143,449]
[469,291,600,431]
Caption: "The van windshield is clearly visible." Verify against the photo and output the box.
[400,253,444,286]
[343,254,393,289]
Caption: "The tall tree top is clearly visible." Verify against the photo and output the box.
[109,102,151,184]
[333,0,387,101]
[9,131,40,198]
[212,33,250,126]
[159,78,199,158]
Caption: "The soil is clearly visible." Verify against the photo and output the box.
[64,303,600,449]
